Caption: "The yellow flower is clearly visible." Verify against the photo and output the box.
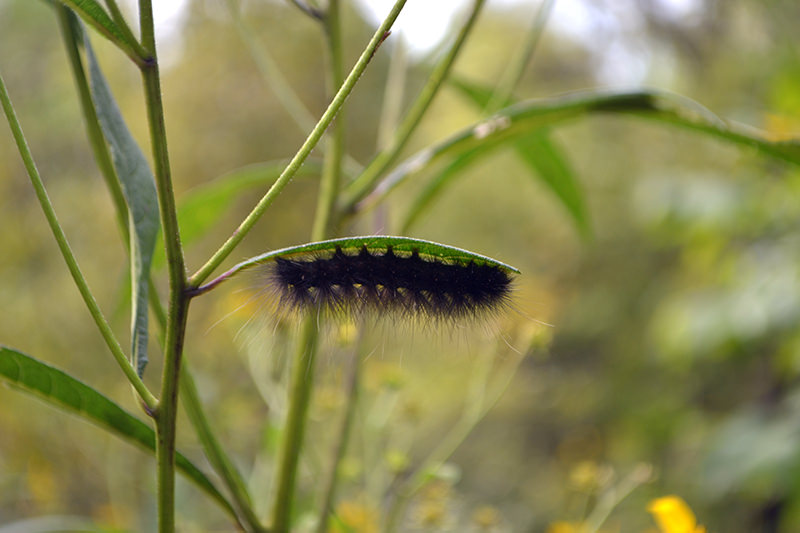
[546,521,588,533]
[472,505,501,529]
[647,495,706,533]
[333,500,379,533]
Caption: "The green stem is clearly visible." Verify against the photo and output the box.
[103,0,143,57]
[181,362,268,533]
[150,264,262,532]
[61,12,254,527]
[269,316,320,532]
[306,4,349,528]
[0,71,157,411]
[139,1,188,531]
[340,0,486,214]
[155,294,189,533]
[485,0,555,113]
[315,349,361,533]
[57,0,149,66]
[267,3,349,529]
[226,0,362,176]
[384,349,524,532]
[311,0,344,241]
[376,39,408,151]
[227,0,317,133]
[188,0,409,287]
[286,0,323,20]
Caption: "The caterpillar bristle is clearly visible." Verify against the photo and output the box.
[266,244,514,322]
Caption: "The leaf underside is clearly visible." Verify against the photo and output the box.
[229,235,520,279]
[82,26,160,377]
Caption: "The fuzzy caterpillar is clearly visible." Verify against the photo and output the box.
[269,245,514,320]
[198,236,518,322]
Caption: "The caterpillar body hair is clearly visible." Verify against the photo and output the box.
[264,244,515,322]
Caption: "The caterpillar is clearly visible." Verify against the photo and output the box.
[196,236,519,323]
[263,240,516,321]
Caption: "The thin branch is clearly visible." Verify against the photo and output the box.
[315,348,361,533]
[486,0,555,112]
[285,0,324,20]
[189,0,409,288]
[340,0,487,215]
[226,0,362,175]
[139,0,188,531]
[269,316,320,532]
[311,0,345,240]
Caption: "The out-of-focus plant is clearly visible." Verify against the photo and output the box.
[2,1,799,532]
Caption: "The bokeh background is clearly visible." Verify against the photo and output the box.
[2,0,800,531]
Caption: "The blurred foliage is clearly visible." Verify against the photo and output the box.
[3,0,800,531]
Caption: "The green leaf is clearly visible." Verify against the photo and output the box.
[83,29,159,377]
[152,160,325,269]
[447,77,589,236]
[514,129,589,236]
[201,235,519,292]
[0,346,237,521]
[347,89,800,211]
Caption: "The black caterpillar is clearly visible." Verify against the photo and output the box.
[268,245,514,320]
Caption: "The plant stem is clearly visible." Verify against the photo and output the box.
[285,0,324,20]
[315,348,361,533]
[0,71,158,411]
[268,2,349,529]
[306,4,351,529]
[189,0,409,287]
[312,0,344,241]
[181,362,267,532]
[155,294,189,533]
[61,11,255,527]
[58,0,149,66]
[226,0,362,176]
[139,1,188,531]
[486,0,555,113]
[104,0,143,57]
[376,39,408,151]
[340,0,487,215]
[384,348,525,532]
[269,316,320,532]
[227,0,316,132]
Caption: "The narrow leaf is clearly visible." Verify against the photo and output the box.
[248,235,518,271]
[448,77,590,236]
[0,346,237,521]
[84,29,159,377]
[197,235,519,294]
[347,89,800,211]
[514,129,589,236]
